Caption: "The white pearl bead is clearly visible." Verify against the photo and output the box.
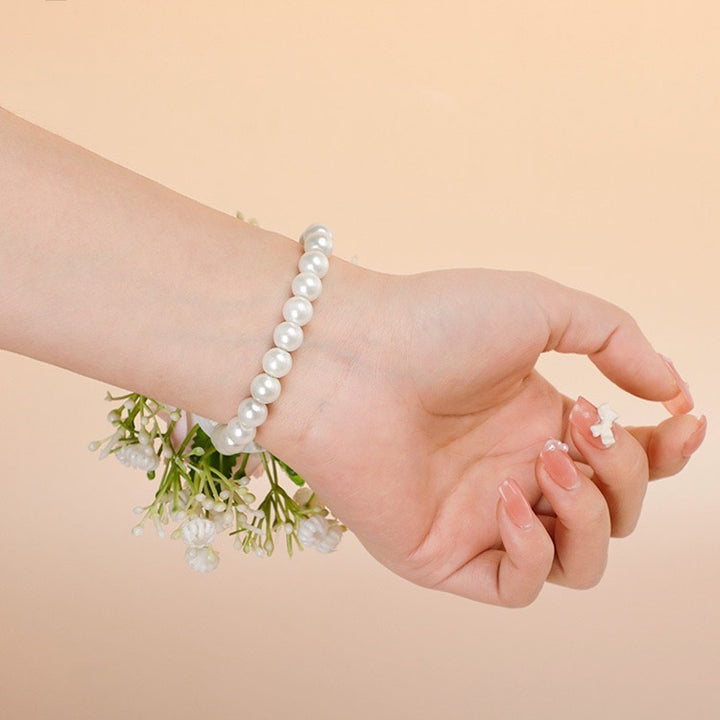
[301,223,331,240]
[250,373,281,404]
[273,321,304,352]
[210,424,241,456]
[303,230,333,257]
[226,417,256,445]
[283,296,313,326]
[291,271,322,301]
[236,397,268,427]
[299,250,329,278]
[262,347,292,378]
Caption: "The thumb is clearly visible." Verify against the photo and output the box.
[530,274,692,414]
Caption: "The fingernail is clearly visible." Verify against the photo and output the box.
[660,355,694,415]
[682,415,707,458]
[540,439,580,490]
[498,479,534,530]
[569,396,618,449]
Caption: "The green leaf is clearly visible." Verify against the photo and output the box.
[275,457,305,486]
[192,425,214,451]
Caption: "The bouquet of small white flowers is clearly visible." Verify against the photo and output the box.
[89,391,345,571]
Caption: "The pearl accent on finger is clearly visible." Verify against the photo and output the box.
[236,398,268,427]
[283,296,313,326]
[250,373,281,404]
[262,347,292,378]
[590,403,619,447]
[291,271,322,301]
[299,250,329,278]
[273,321,303,352]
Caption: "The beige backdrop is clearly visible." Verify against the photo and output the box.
[1,2,718,719]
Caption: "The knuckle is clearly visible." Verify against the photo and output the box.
[626,448,650,485]
[516,270,554,297]
[555,554,609,591]
[516,269,544,284]
[502,586,543,609]
[562,490,610,532]
[585,495,612,530]
[611,519,638,539]
[610,495,645,538]
[572,557,608,590]
[572,572,604,591]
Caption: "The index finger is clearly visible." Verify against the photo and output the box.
[532,275,693,414]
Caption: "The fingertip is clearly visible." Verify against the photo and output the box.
[497,478,534,531]
[497,479,554,579]
[641,413,707,479]
[682,415,707,458]
[659,355,694,415]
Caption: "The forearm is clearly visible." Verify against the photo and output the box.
[0,107,387,468]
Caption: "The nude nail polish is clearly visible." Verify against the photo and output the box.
[682,415,707,458]
[660,355,694,416]
[540,439,580,489]
[569,396,617,449]
[498,479,534,530]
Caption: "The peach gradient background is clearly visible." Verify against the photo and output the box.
[1,2,718,719]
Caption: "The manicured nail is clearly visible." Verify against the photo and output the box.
[540,439,580,490]
[682,415,707,458]
[569,396,618,449]
[498,479,534,530]
[660,355,694,415]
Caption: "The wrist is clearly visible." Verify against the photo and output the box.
[252,247,393,471]
[180,221,394,476]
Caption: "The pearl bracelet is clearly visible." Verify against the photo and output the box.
[194,223,333,456]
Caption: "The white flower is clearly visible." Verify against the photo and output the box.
[98,427,123,459]
[293,487,314,507]
[209,509,234,533]
[315,523,343,553]
[297,515,327,547]
[181,517,217,548]
[297,516,343,553]
[115,443,159,472]
[590,403,619,448]
[184,545,220,572]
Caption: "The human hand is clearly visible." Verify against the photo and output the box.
[271,265,706,606]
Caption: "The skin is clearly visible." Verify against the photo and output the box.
[0,106,706,607]
[266,264,704,606]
